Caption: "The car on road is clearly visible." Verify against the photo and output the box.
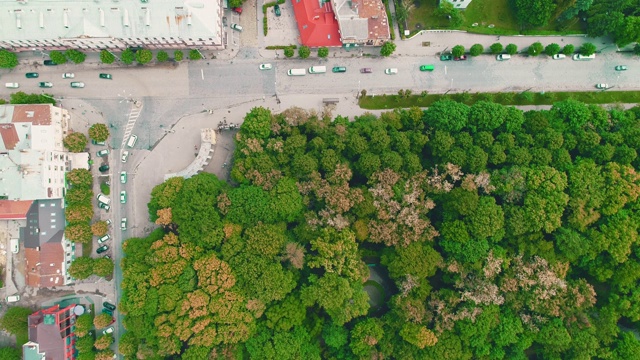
[360,68,372,73]
[596,83,609,89]
[440,54,453,61]
[385,68,398,75]
[232,7,242,14]
[231,23,243,31]
[419,65,435,72]
[127,135,138,148]
[120,191,127,204]
[97,149,109,157]
[332,66,347,73]
[552,54,566,60]
[121,151,129,163]
[70,82,85,88]
[38,82,53,88]
[274,4,281,16]
[98,202,110,211]
[25,72,39,78]
[62,73,75,78]
[573,53,596,61]
[99,73,112,79]
[6,295,20,303]
[43,60,57,66]
[615,65,627,71]
[98,234,111,244]
[454,55,468,61]
[99,164,110,172]
[120,171,127,184]
[121,218,127,231]
[103,302,116,311]
[10,239,18,254]
[97,245,109,254]
[259,63,273,70]
[103,327,114,335]
[5,83,19,89]
[223,16,227,26]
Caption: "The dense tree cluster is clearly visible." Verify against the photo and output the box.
[122,102,640,358]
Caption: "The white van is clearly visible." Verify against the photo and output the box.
[127,135,138,148]
[496,54,511,61]
[5,83,19,89]
[572,53,596,61]
[287,68,306,76]
[97,193,111,205]
[308,66,327,74]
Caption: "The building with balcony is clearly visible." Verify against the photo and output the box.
[23,304,78,360]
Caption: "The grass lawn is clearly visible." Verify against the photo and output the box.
[359,90,640,109]
[406,0,585,35]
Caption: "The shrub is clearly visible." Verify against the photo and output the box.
[527,42,544,56]
[263,17,268,36]
[49,50,68,65]
[452,45,465,57]
[174,50,184,61]
[188,49,203,60]
[318,47,329,58]
[544,43,561,56]
[0,50,18,68]
[562,44,575,55]
[490,43,503,54]
[65,49,86,64]
[284,47,294,58]
[580,42,597,56]
[99,50,115,64]
[299,46,311,59]
[100,183,110,196]
[89,124,109,142]
[505,44,518,55]
[63,132,87,152]
[156,50,169,62]
[469,44,484,56]
[121,49,135,64]
[135,49,153,64]
[380,41,397,57]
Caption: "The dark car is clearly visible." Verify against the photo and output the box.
[25,72,39,78]
[274,4,281,16]
[99,164,110,172]
[440,54,453,61]
[38,82,53,88]
[96,245,109,254]
[454,55,468,61]
[103,302,117,311]
[99,73,112,80]
[43,60,57,66]
[332,66,347,73]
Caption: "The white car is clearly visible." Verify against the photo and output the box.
[121,151,129,163]
[103,326,114,335]
[231,23,243,31]
[259,63,273,70]
[552,54,566,60]
[121,218,127,231]
[10,239,18,254]
[596,83,609,89]
[62,73,75,78]
[384,68,398,75]
[5,83,19,89]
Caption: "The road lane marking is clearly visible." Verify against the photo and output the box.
[201,69,204,80]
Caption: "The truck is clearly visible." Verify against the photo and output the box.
[308,66,327,74]
[287,68,306,76]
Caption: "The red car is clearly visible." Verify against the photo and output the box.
[454,55,468,61]
[232,7,242,14]
[360,68,372,73]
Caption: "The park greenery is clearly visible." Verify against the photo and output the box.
[0,50,19,69]
[121,100,640,359]
[380,41,397,57]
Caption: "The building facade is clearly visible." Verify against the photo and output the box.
[0,0,224,52]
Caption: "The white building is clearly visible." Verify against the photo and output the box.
[0,0,224,52]
[0,104,71,200]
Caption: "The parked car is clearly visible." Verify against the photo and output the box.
[99,164,110,172]
[62,73,75,78]
[552,54,566,60]
[6,295,20,303]
[231,23,243,31]
[70,82,85,88]
[332,66,347,73]
[454,55,468,61]
[120,171,127,184]
[121,151,129,163]
[103,302,117,311]
[43,60,57,66]
[419,65,435,71]
[105,219,112,226]
[103,326,114,335]
[38,82,53,88]
[97,149,109,157]
[360,68,372,73]
[232,7,242,14]
[440,54,453,61]
[496,54,511,61]
[10,239,18,254]
[5,83,19,89]
[596,83,609,89]
[120,191,127,204]
[25,72,39,78]
[96,245,109,254]
[98,234,111,244]
[274,4,281,16]
[615,65,628,71]
[259,63,273,70]
[384,68,398,75]
[92,139,106,146]
[222,16,227,26]
[121,218,127,231]
[98,202,110,211]
[99,73,112,79]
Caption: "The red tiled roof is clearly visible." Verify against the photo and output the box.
[292,0,342,47]
[0,200,33,219]
[25,243,64,288]
[12,104,51,125]
[0,124,19,150]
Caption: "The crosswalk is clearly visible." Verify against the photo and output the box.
[120,102,143,149]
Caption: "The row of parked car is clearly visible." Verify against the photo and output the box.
[5,72,113,89]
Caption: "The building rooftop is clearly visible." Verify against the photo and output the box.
[292,0,342,47]
[24,199,66,287]
[0,0,222,47]
[0,200,33,219]
[334,0,389,43]
[26,304,76,360]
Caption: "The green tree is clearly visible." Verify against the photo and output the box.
[469,44,484,56]
[75,337,94,353]
[66,187,92,205]
[135,49,153,64]
[75,314,94,338]
[188,49,203,60]
[241,106,272,139]
[69,257,94,279]
[93,313,113,329]
[174,50,184,61]
[0,346,22,360]
[318,47,329,58]
[118,332,138,356]
[284,47,294,58]
[505,43,518,55]
[350,319,384,357]
[94,335,114,350]
[100,50,115,64]
[380,41,397,56]
[562,43,575,55]
[452,45,465,57]
[299,45,311,59]
[63,132,87,153]
[544,43,561,56]
[93,258,114,277]
[49,50,68,64]
[88,124,109,142]
[0,50,18,68]
[490,42,503,54]
[121,49,135,64]
[323,322,349,349]
[580,42,597,56]
[156,50,169,62]
[65,49,86,64]
[635,43,640,56]
[66,169,92,188]
[301,273,369,325]
[514,0,556,27]
[0,307,32,344]
[528,42,544,56]
[424,99,469,132]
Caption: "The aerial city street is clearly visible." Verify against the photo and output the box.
[0,0,639,358]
